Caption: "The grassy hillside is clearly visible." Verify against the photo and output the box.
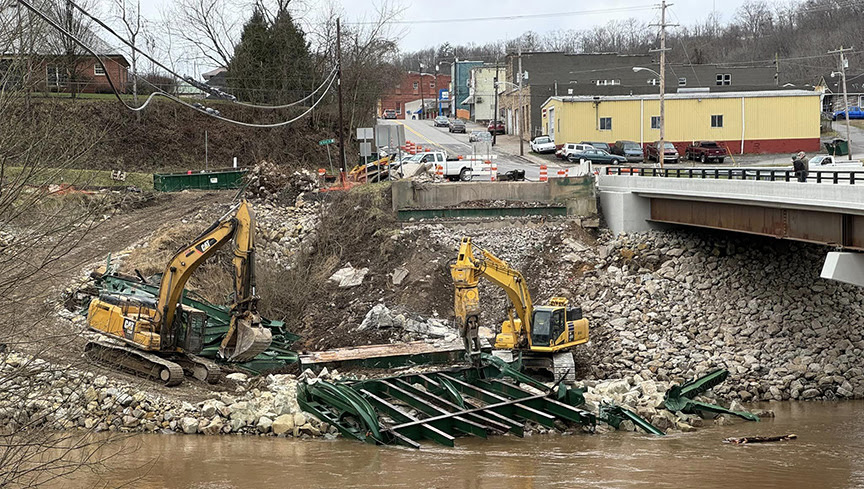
[3,97,348,173]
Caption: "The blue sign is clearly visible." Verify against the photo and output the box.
[438,89,449,101]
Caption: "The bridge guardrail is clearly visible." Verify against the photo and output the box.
[605,166,864,185]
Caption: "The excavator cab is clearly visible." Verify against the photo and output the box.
[530,307,566,347]
[178,306,207,355]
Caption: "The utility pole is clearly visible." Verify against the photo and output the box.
[419,62,425,121]
[336,18,346,176]
[829,46,854,161]
[650,0,676,169]
[518,42,524,156]
[493,61,500,146]
[774,52,779,86]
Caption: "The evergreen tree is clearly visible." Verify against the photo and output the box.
[227,7,313,104]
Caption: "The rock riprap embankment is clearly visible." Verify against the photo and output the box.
[0,352,333,438]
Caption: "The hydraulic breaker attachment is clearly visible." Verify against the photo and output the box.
[599,402,666,436]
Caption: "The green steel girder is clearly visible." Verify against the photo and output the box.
[360,388,455,447]
[390,378,512,434]
[667,369,729,402]
[685,400,760,422]
[599,402,665,436]
[663,369,759,422]
[297,381,383,444]
[378,380,489,438]
[437,373,558,427]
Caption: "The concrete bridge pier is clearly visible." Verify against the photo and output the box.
[821,252,864,287]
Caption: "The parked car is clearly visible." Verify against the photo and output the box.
[383,109,396,119]
[580,141,610,153]
[555,143,594,159]
[833,107,864,120]
[645,141,680,163]
[488,120,506,135]
[610,140,643,162]
[530,135,556,154]
[685,141,728,163]
[567,148,627,165]
[433,116,450,127]
[449,120,467,133]
[469,130,492,142]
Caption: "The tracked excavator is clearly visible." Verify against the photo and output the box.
[85,200,272,386]
[451,237,589,381]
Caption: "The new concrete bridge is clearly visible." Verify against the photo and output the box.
[597,166,864,286]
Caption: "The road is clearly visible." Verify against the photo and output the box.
[379,118,569,181]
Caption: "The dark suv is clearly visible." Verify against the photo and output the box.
[611,140,644,162]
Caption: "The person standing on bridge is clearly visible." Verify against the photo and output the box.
[793,151,808,183]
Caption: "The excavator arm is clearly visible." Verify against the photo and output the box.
[156,200,271,361]
[450,237,535,353]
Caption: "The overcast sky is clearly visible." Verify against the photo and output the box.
[308,0,752,51]
[137,0,762,73]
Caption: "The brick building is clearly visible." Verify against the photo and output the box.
[379,71,452,119]
[1,54,129,94]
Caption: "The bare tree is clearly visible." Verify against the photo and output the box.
[112,0,151,104]
[39,0,101,98]
[167,0,244,68]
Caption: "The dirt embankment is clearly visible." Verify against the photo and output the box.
[3,99,350,173]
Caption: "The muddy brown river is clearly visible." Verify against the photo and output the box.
[57,401,864,489]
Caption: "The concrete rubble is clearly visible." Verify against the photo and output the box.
[329,263,369,288]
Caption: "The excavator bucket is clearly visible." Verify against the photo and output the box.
[220,312,272,362]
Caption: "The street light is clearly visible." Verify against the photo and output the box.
[634,66,666,168]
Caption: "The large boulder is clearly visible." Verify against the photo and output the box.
[272,414,295,435]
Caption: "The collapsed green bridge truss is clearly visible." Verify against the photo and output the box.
[298,360,759,448]
[299,357,597,448]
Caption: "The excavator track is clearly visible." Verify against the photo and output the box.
[551,351,577,383]
[84,339,184,387]
[173,354,221,384]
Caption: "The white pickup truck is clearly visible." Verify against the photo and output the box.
[399,151,494,181]
[808,155,863,170]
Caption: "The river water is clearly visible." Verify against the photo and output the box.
[58,401,864,489]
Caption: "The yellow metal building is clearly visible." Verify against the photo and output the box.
[540,90,821,154]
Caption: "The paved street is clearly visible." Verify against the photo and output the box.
[379,118,571,181]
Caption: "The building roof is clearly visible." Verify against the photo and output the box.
[541,89,820,108]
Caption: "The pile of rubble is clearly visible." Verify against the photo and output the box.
[246,161,319,202]
[0,351,333,438]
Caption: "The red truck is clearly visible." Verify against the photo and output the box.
[685,141,728,163]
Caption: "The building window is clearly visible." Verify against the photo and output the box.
[413,81,418,91]
[711,114,723,127]
[94,63,105,76]
[396,102,401,114]
[430,82,435,89]
[594,79,621,86]
[678,77,686,86]
[716,74,731,86]
[651,116,660,129]
[599,117,612,130]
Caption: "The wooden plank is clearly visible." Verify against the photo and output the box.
[299,340,464,365]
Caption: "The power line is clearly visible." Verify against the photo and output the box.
[347,5,657,25]
[15,0,338,128]
[61,0,337,110]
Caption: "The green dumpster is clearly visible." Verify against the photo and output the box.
[825,138,850,156]
[153,168,248,192]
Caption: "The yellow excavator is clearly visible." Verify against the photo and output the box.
[85,200,272,386]
[451,237,589,380]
